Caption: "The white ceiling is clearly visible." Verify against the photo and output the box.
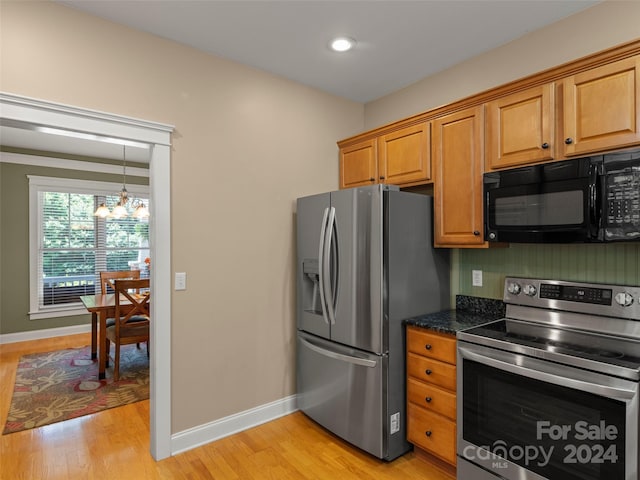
[2,0,601,160]
[58,0,601,103]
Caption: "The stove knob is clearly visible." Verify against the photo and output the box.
[507,283,521,295]
[523,284,537,297]
[614,292,634,307]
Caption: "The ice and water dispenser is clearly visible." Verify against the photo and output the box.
[301,259,322,315]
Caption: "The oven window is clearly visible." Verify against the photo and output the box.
[462,360,626,480]
[494,190,584,226]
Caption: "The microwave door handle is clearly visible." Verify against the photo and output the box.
[318,207,331,325]
[459,346,636,402]
[589,163,602,239]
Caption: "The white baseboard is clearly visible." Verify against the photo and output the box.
[171,394,299,455]
[0,324,91,345]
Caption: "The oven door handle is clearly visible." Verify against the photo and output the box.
[459,346,637,401]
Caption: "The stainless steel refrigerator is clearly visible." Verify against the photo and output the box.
[296,184,450,461]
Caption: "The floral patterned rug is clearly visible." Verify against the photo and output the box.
[3,344,149,434]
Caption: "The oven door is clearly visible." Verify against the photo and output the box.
[458,341,639,480]
[484,157,598,243]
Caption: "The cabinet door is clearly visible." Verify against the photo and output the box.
[407,403,457,465]
[486,83,554,170]
[378,122,431,186]
[563,55,640,156]
[339,139,377,189]
[433,105,486,247]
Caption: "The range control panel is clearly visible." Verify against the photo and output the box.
[503,277,640,320]
[539,283,612,305]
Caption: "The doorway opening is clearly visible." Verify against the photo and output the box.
[0,92,173,460]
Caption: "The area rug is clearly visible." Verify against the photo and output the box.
[3,344,149,434]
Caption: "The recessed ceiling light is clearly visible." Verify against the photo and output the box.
[330,37,356,53]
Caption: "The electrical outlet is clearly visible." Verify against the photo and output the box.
[175,272,187,290]
[472,270,483,287]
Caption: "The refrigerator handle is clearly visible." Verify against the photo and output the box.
[323,206,337,325]
[318,207,331,325]
[299,336,377,368]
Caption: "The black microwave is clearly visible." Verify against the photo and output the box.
[484,150,640,243]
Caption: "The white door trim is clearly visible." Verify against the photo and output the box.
[0,92,174,460]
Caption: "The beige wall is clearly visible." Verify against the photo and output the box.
[365,0,640,130]
[0,1,363,433]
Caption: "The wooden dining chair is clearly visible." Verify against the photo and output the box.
[105,278,150,381]
[99,269,140,294]
[99,269,143,352]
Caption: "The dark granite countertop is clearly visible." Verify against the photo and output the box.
[403,295,505,335]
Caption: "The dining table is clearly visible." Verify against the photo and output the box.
[80,293,137,380]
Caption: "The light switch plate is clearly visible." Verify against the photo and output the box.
[472,270,483,287]
[175,272,187,290]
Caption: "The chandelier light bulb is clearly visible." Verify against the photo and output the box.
[94,203,110,218]
[133,203,150,219]
[111,203,128,219]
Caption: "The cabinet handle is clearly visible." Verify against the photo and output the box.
[425,344,432,350]
[369,178,375,182]
[425,369,432,375]
[425,397,432,403]
[425,431,432,437]
[379,176,385,180]
[565,138,573,145]
[473,231,480,236]
[541,142,549,149]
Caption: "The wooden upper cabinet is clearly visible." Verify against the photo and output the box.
[339,121,431,189]
[336,41,640,247]
[486,83,555,170]
[562,55,640,156]
[378,122,431,185]
[433,105,486,247]
[339,138,377,189]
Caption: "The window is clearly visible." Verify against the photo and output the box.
[29,176,149,319]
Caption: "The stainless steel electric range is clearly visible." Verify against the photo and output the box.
[457,277,640,480]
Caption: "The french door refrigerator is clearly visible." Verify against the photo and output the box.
[296,184,450,461]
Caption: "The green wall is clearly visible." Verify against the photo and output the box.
[0,157,149,335]
[453,243,640,300]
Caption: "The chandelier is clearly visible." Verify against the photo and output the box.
[94,145,149,219]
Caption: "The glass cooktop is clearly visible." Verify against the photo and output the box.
[459,318,640,378]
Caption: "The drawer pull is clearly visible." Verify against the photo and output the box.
[425,430,432,437]
[425,369,432,375]
[425,396,432,403]
[425,344,432,350]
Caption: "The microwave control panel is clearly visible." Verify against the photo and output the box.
[603,163,640,240]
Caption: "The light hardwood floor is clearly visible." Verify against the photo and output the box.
[1,334,454,479]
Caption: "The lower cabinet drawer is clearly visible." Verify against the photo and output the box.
[406,326,457,364]
[407,377,456,420]
[407,352,456,391]
[407,403,456,465]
